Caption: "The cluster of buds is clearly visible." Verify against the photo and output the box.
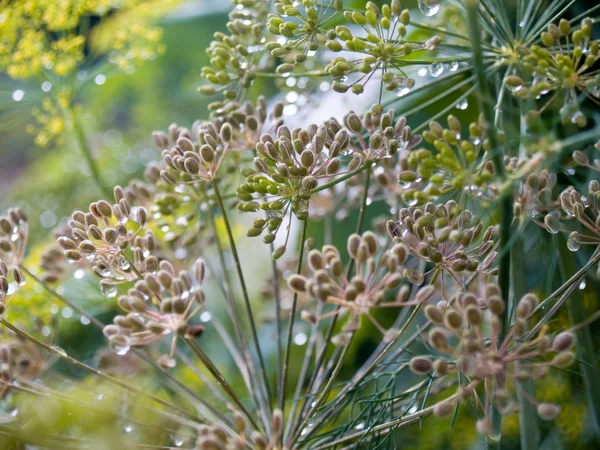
[544,182,600,254]
[199,2,270,97]
[506,18,599,127]
[386,202,497,285]
[512,169,556,224]
[0,208,28,314]
[157,121,233,186]
[0,337,45,399]
[102,257,207,368]
[208,97,284,151]
[288,232,431,335]
[0,260,26,316]
[325,2,440,94]
[402,115,499,205]
[267,0,341,71]
[197,408,283,450]
[0,208,28,270]
[237,123,349,257]
[410,286,573,434]
[58,188,153,291]
[326,103,422,162]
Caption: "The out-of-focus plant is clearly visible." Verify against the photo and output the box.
[1,1,600,449]
[0,0,177,195]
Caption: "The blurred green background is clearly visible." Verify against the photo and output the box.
[1,1,599,449]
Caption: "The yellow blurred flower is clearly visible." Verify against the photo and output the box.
[1,0,178,147]
[0,0,175,80]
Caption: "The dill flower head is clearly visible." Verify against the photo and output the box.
[512,169,556,224]
[326,103,422,162]
[157,121,235,185]
[102,257,207,368]
[387,201,497,280]
[325,1,441,94]
[266,0,342,69]
[199,1,270,97]
[0,208,29,270]
[288,232,431,335]
[542,181,600,253]
[414,286,572,434]
[207,96,285,151]
[401,114,501,205]
[0,332,46,398]
[506,17,599,127]
[58,188,152,287]
[237,123,348,256]
[0,208,29,313]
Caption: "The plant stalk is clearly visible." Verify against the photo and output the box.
[211,180,273,414]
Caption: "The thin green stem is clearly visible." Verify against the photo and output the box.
[279,220,309,415]
[310,270,440,432]
[206,203,269,428]
[69,107,111,198]
[311,163,371,194]
[466,2,511,447]
[270,243,283,408]
[211,180,273,414]
[511,238,539,450]
[294,163,373,437]
[185,339,259,431]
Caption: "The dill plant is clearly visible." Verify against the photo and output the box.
[1,0,600,449]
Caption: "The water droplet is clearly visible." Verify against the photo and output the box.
[519,20,526,27]
[294,332,308,345]
[100,281,117,298]
[449,61,459,72]
[456,99,469,110]
[12,90,25,102]
[95,74,106,85]
[579,280,586,290]
[567,233,580,251]
[124,424,134,433]
[200,311,212,322]
[571,110,585,125]
[74,269,85,280]
[158,355,177,369]
[396,87,411,97]
[51,346,67,357]
[109,340,130,356]
[116,256,130,271]
[418,0,441,16]
[428,63,444,77]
